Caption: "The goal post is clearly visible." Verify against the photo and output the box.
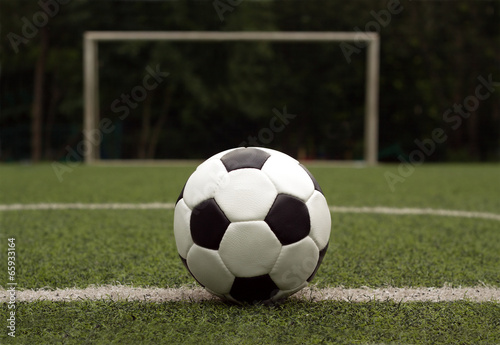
[83,31,380,164]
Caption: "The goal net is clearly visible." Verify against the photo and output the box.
[83,31,379,164]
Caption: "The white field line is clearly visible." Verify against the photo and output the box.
[0,203,499,221]
[1,285,498,303]
[330,206,500,222]
[0,202,176,211]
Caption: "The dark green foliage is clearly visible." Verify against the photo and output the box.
[0,1,499,161]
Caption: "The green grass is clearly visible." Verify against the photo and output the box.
[1,300,499,344]
[1,211,498,289]
[1,163,499,212]
[0,164,190,204]
[1,163,499,344]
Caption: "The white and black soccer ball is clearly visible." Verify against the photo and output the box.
[174,147,331,303]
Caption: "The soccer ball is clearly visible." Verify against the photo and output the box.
[173,147,331,303]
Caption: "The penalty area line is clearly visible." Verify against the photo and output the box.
[330,206,500,222]
[0,202,176,211]
[0,203,499,221]
[0,285,498,303]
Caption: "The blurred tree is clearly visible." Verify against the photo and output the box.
[0,0,498,161]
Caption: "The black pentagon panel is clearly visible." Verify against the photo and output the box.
[221,148,271,172]
[299,164,323,194]
[230,275,279,303]
[190,198,230,250]
[306,242,329,282]
[264,194,310,245]
[179,255,205,288]
[176,183,186,205]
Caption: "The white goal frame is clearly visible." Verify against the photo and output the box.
[83,31,379,164]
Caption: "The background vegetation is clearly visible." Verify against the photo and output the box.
[1,0,499,161]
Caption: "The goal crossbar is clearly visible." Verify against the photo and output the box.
[83,31,379,164]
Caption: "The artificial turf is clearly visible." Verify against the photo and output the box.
[1,163,499,344]
[1,163,499,212]
[1,210,499,289]
[1,300,499,344]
